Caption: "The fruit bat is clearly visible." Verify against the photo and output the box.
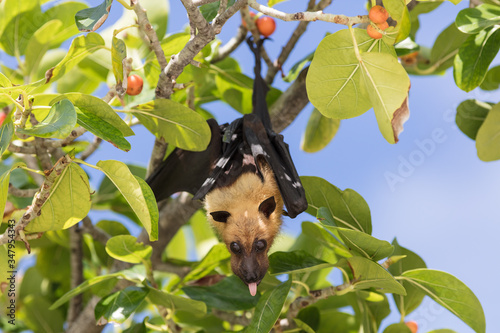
[146,38,308,296]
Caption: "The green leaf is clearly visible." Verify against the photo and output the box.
[24,19,63,78]
[50,267,145,310]
[0,5,44,56]
[268,0,288,6]
[215,71,282,115]
[480,65,500,90]
[454,26,500,92]
[456,99,492,140]
[105,235,152,264]
[306,29,395,120]
[456,4,500,34]
[45,33,106,83]
[146,287,207,314]
[0,163,26,218]
[301,176,372,234]
[245,279,291,333]
[475,102,500,161]
[182,243,230,283]
[200,0,235,21]
[26,163,91,232]
[330,227,394,261]
[132,99,211,151]
[75,0,113,32]
[284,51,313,83]
[95,286,148,323]
[383,323,412,333]
[395,37,419,57]
[383,0,411,43]
[343,257,406,295]
[269,250,333,275]
[429,22,469,73]
[401,269,485,333]
[301,108,340,153]
[388,239,427,315]
[359,52,410,144]
[24,295,64,333]
[112,36,127,87]
[428,330,457,333]
[0,116,14,156]
[17,99,77,139]
[182,275,260,311]
[96,160,158,240]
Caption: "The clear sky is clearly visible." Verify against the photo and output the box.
[50,0,500,332]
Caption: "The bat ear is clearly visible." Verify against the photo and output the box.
[259,196,276,219]
[210,211,231,223]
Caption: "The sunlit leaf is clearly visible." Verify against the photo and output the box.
[95,286,148,323]
[97,160,159,240]
[401,269,485,333]
[0,115,14,156]
[456,4,500,34]
[301,108,340,153]
[0,163,26,218]
[26,163,91,232]
[24,19,63,78]
[328,227,394,261]
[112,36,127,87]
[147,287,207,314]
[75,0,113,32]
[106,235,152,264]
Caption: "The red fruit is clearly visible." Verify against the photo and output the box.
[405,321,418,333]
[0,112,6,126]
[126,74,143,96]
[256,16,276,37]
[369,5,389,24]
[367,24,383,39]
[242,12,256,29]
[377,21,389,31]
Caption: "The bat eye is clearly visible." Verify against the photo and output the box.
[210,211,231,223]
[230,242,242,254]
[254,239,267,253]
[259,196,276,218]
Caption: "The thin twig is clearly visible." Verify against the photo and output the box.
[8,143,35,154]
[8,185,37,198]
[211,25,247,63]
[80,136,103,161]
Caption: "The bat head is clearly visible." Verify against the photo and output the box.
[205,170,283,296]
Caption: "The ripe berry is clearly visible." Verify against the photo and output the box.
[242,12,256,29]
[256,16,276,37]
[369,5,389,24]
[126,74,143,96]
[405,321,418,333]
[0,112,6,126]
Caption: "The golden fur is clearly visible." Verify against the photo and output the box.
[204,164,283,251]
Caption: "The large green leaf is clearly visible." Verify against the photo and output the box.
[301,108,340,153]
[306,29,395,120]
[359,52,410,144]
[17,99,77,139]
[132,99,211,151]
[269,250,333,275]
[96,160,159,240]
[0,163,26,218]
[383,0,411,44]
[343,257,406,295]
[0,115,14,156]
[146,287,207,314]
[182,275,260,311]
[245,279,291,333]
[75,0,113,32]
[45,33,106,83]
[105,235,152,264]
[456,99,492,140]
[454,26,500,92]
[301,176,372,234]
[182,243,230,283]
[330,227,394,261]
[401,269,485,333]
[456,4,500,34]
[384,323,412,333]
[24,20,63,78]
[388,239,427,316]
[0,5,44,56]
[480,65,500,90]
[26,163,91,232]
[429,23,469,73]
[95,286,148,324]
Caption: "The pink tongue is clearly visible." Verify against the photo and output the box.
[249,282,258,296]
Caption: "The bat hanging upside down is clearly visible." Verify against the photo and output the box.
[146,38,308,296]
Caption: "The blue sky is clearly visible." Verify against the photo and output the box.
[19,0,499,332]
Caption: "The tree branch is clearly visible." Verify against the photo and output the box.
[82,216,111,245]
[80,136,103,161]
[211,26,247,63]
[8,185,37,198]
[67,224,84,325]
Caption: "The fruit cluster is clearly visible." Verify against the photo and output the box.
[242,12,276,38]
[367,5,389,39]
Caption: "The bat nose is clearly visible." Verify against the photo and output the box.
[240,258,260,283]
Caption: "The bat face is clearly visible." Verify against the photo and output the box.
[205,169,283,296]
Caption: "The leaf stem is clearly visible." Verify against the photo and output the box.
[116,0,134,10]
[20,166,45,176]
[73,158,102,171]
